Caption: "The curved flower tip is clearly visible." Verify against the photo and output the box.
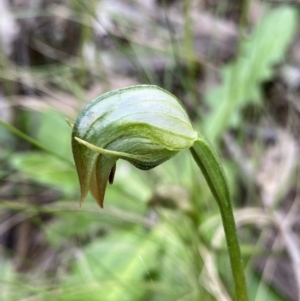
[72,85,198,207]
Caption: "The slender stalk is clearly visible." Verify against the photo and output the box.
[190,135,248,301]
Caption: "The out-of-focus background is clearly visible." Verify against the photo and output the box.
[0,0,300,300]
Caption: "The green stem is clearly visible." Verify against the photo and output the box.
[190,135,248,301]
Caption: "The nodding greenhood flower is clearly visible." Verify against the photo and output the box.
[72,85,198,207]
[71,85,249,301]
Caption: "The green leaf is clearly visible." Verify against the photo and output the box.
[60,223,192,301]
[9,152,78,196]
[204,6,297,141]
[36,110,72,159]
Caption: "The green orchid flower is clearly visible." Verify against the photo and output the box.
[71,84,248,301]
[72,85,198,208]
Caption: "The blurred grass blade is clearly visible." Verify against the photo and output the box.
[0,118,73,165]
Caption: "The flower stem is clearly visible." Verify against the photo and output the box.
[190,135,248,301]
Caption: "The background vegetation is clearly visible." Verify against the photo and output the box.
[1,0,300,300]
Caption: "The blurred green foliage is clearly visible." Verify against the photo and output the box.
[204,6,297,141]
[0,3,298,301]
